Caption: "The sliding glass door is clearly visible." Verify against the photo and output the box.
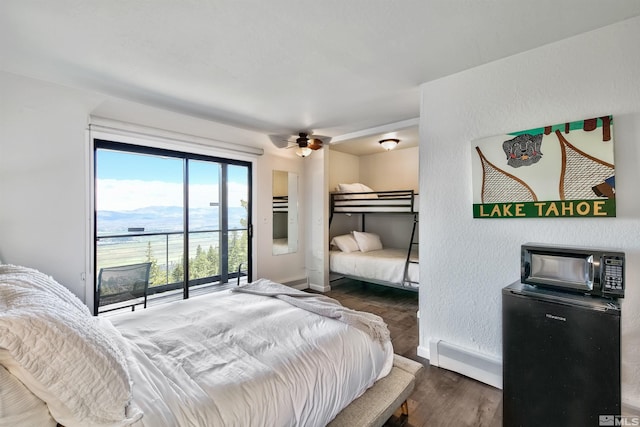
[94,140,251,314]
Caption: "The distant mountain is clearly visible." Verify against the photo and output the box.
[97,206,247,235]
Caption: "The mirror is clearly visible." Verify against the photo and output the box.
[272,170,299,255]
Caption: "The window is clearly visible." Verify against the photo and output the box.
[94,140,252,314]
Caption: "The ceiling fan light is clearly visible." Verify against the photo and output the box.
[379,138,400,151]
[296,147,312,157]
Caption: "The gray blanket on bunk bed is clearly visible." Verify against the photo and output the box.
[232,279,390,344]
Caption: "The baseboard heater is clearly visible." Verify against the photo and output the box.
[429,339,502,389]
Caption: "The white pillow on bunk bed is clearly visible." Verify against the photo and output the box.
[330,234,360,253]
[335,183,378,199]
[353,231,384,252]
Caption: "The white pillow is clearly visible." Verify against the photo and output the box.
[0,264,91,317]
[353,231,383,252]
[336,182,374,193]
[335,183,378,200]
[0,265,142,427]
[330,234,360,253]
[0,365,56,427]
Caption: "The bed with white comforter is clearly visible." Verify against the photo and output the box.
[0,265,393,427]
[330,249,419,289]
[328,231,419,290]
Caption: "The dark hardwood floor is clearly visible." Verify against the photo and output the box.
[322,279,503,427]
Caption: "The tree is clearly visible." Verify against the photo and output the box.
[145,241,167,286]
[168,198,249,284]
[229,199,249,274]
[172,257,184,282]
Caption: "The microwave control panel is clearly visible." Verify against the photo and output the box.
[602,256,625,297]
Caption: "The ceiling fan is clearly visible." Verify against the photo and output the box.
[269,132,332,157]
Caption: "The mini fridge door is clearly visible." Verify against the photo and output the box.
[502,282,620,427]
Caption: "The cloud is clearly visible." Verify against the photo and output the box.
[97,179,247,211]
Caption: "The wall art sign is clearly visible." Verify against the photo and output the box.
[472,116,615,218]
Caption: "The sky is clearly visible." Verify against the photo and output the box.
[96,149,248,211]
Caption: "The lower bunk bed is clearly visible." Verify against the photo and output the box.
[329,231,419,291]
[330,249,419,291]
[0,264,423,427]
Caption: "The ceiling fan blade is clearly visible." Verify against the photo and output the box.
[269,132,332,150]
[268,134,294,149]
[313,135,332,144]
[308,138,323,150]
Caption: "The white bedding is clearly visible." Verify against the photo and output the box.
[272,237,289,255]
[0,265,393,427]
[330,248,419,288]
[111,286,394,427]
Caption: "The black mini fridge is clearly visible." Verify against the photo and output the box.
[502,281,621,427]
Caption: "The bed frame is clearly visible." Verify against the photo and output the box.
[329,354,424,427]
[54,355,422,427]
[329,190,419,290]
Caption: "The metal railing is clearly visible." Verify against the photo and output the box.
[96,228,248,305]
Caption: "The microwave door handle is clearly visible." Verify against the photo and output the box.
[589,255,597,288]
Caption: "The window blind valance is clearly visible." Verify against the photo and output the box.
[88,116,264,158]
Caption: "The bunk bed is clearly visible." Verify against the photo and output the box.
[329,185,419,291]
[272,195,288,213]
[272,196,289,254]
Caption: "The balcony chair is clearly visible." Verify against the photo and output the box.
[97,262,152,312]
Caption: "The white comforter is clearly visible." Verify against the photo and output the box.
[111,287,394,427]
[330,248,419,288]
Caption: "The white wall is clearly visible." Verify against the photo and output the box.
[360,147,419,192]
[257,151,308,285]
[0,71,305,300]
[305,149,330,291]
[419,17,640,409]
[0,73,102,300]
[328,146,419,192]
[328,149,360,192]
[328,150,361,236]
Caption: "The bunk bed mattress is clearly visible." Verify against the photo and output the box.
[330,248,419,287]
[272,238,289,255]
[110,289,394,427]
[332,195,419,213]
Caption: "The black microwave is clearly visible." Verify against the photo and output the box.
[521,243,625,298]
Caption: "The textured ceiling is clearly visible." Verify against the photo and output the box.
[2,1,640,152]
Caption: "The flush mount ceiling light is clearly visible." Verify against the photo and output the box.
[379,138,400,151]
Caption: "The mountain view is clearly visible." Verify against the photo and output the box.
[97,206,248,235]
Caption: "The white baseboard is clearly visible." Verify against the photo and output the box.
[623,399,640,416]
[281,278,308,290]
[428,339,502,389]
[308,282,331,292]
[417,344,429,360]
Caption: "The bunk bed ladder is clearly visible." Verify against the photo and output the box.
[403,213,419,288]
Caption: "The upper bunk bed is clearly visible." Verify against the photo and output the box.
[329,184,418,226]
[272,195,288,213]
[329,183,419,291]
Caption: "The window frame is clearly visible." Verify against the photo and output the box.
[92,138,253,314]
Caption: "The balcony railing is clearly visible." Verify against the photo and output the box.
[96,228,248,312]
